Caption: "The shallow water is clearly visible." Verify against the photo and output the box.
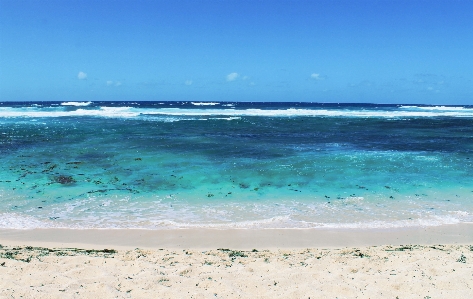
[1,101,472,229]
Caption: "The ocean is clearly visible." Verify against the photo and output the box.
[0,101,472,229]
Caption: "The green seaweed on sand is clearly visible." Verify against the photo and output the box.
[352,250,369,258]
[0,245,117,263]
[385,245,415,251]
[457,254,466,263]
[430,245,446,251]
[217,248,248,258]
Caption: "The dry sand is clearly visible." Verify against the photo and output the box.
[1,225,473,298]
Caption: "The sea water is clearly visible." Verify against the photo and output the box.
[0,101,472,229]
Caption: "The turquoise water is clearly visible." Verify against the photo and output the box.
[1,101,472,229]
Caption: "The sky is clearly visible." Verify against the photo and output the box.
[0,0,472,104]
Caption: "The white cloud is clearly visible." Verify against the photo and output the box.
[77,71,87,80]
[185,80,193,86]
[242,76,249,80]
[311,73,321,80]
[106,80,122,87]
[226,72,239,82]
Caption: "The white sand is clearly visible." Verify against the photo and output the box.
[1,244,472,298]
[1,224,472,298]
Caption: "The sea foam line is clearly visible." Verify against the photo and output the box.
[0,212,469,230]
[191,102,220,106]
[60,101,92,106]
[1,106,473,119]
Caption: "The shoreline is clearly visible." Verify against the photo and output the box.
[1,223,472,250]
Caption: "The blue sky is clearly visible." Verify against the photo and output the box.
[1,0,472,104]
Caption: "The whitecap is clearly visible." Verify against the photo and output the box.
[60,101,92,106]
[191,102,220,106]
[1,105,473,119]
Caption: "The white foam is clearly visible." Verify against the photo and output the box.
[60,101,92,106]
[400,105,470,111]
[0,106,140,118]
[212,117,241,121]
[142,107,473,118]
[191,102,220,106]
[0,209,469,230]
[1,106,473,119]
[153,213,466,230]
[0,213,55,229]
[75,107,139,118]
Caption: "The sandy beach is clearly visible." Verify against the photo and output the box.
[1,225,473,298]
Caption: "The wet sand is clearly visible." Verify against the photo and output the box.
[1,223,473,249]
